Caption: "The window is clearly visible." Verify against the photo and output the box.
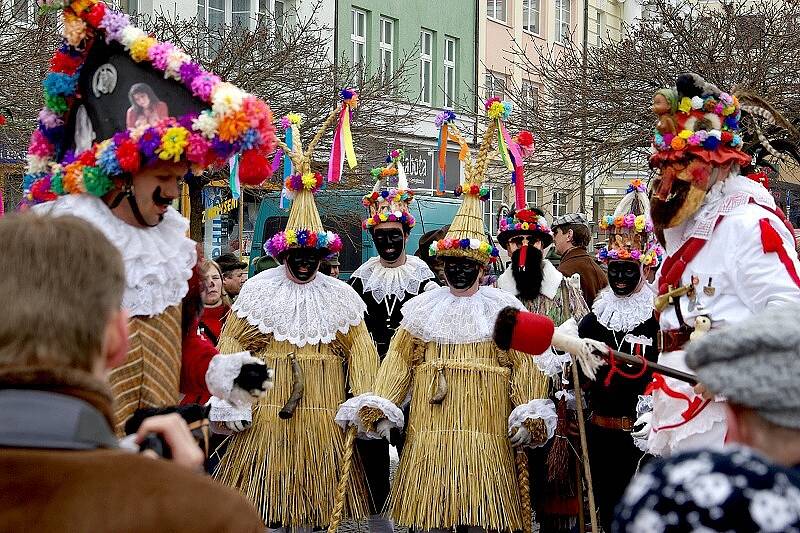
[443,37,456,109]
[12,0,34,23]
[379,18,394,84]
[484,70,506,100]
[487,0,506,23]
[126,0,138,16]
[526,188,539,207]
[554,0,571,43]
[420,29,433,106]
[552,190,568,217]
[484,186,505,235]
[351,9,367,71]
[523,0,540,34]
[520,80,539,127]
[232,0,249,30]
[595,9,605,46]
[257,0,284,32]
[197,0,225,55]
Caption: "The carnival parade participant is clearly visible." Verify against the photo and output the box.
[205,101,381,531]
[336,102,559,532]
[23,0,277,433]
[347,148,436,531]
[552,212,608,307]
[638,73,800,456]
[578,179,663,530]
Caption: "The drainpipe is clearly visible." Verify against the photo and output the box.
[579,0,589,213]
[473,0,479,145]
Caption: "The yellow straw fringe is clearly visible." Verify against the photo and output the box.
[373,329,550,531]
[286,188,324,234]
[213,314,378,527]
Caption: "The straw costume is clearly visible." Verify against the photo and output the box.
[24,0,276,433]
[336,101,554,532]
[578,180,663,531]
[641,73,800,457]
[207,98,380,530]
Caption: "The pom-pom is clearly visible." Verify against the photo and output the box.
[238,148,271,186]
[516,130,534,147]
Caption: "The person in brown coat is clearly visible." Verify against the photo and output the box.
[0,212,264,533]
[552,212,608,307]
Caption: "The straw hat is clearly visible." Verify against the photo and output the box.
[596,179,663,267]
[362,148,416,231]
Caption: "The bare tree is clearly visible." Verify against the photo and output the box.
[503,0,800,201]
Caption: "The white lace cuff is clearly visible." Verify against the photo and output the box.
[334,393,405,439]
[534,347,572,377]
[508,399,558,448]
[555,389,586,411]
[205,352,258,406]
[209,396,252,423]
[633,433,649,453]
[636,394,653,417]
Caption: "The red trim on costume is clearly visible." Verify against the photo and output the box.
[604,348,649,387]
[646,373,712,432]
[760,218,800,289]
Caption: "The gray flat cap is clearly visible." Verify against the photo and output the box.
[552,212,589,228]
[685,304,800,429]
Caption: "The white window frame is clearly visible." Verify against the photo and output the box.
[379,17,394,84]
[420,29,433,106]
[231,0,250,30]
[552,190,568,217]
[595,8,605,46]
[9,0,36,24]
[443,37,456,109]
[484,70,506,100]
[257,0,284,32]
[526,188,539,208]
[487,0,506,23]
[485,185,505,235]
[351,8,367,71]
[554,0,571,44]
[522,0,540,35]
[521,80,538,127]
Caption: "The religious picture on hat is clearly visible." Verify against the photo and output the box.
[126,83,169,129]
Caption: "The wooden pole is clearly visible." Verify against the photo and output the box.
[600,348,698,385]
[570,359,598,533]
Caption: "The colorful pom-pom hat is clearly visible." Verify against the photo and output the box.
[362,148,416,231]
[23,0,279,212]
[429,98,529,265]
[496,206,553,250]
[596,179,663,267]
[264,93,358,259]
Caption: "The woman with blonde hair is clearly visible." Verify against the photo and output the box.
[199,259,230,345]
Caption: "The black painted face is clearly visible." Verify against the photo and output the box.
[285,248,322,283]
[372,227,406,262]
[443,257,482,290]
[607,260,641,297]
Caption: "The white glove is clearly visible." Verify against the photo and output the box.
[225,419,251,433]
[551,330,607,380]
[632,411,652,441]
[509,425,530,448]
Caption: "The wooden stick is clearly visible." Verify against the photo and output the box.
[328,426,357,533]
[599,348,698,385]
[570,358,598,533]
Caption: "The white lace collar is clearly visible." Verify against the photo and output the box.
[232,265,366,347]
[34,194,195,317]
[400,285,523,344]
[350,255,435,302]
[496,260,564,300]
[592,286,655,332]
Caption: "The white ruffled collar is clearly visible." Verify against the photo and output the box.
[496,260,564,300]
[232,265,366,347]
[350,255,435,302]
[400,285,523,344]
[592,286,655,332]
[34,194,195,317]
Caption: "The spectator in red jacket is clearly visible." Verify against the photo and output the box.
[199,260,230,345]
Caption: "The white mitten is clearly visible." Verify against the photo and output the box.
[632,411,652,441]
[509,425,530,448]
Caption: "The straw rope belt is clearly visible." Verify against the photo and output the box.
[418,359,511,376]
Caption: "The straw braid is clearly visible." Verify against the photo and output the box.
[753,120,792,162]
[305,106,342,160]
[738,91,800,138]
[446,123,474,178]
[328,426,357,533]
[515,450,533,533]
[472,120,500,185]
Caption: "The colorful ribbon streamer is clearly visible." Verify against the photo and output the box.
[327,105,357,184]
[228,153,240,200]
[279,127,294,209]
[499,120,526,209]
[436,123,469,194]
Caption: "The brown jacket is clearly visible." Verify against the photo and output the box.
[0,366,264,533]
[557,247,608,307]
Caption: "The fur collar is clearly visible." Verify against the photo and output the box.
[496,260,564,300]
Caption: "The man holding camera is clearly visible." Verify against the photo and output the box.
[0,213,264,532]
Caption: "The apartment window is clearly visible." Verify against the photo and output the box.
[595,9,605,46]
[420,29,433,106]
[197,0,225,55]
[231,0,249,29]
[526,188,539,207]
[126,0,138,16]
[555,0,571,43]
[552,190,568,217]
[351,8,367,70]
[443,37,456,109]
[521,80,538,127]
[12,0,33,23]
[484,186,505,235]
[484,70,506,100]
[379,18,394,83]
[523,0,540,34]
[257,0,284,30]
[487,0,506,23]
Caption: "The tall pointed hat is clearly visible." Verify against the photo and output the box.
[22,0,278,206]
[362,148,416,231]
[596,179,663,267]
[428,99,522,265]
[264,92,358,258]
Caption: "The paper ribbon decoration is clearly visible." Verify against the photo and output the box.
[327,103,357,184]
[228,153,241,200]
[436,122,469,194]
[498,120,526,209]
[279,126,294,209]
